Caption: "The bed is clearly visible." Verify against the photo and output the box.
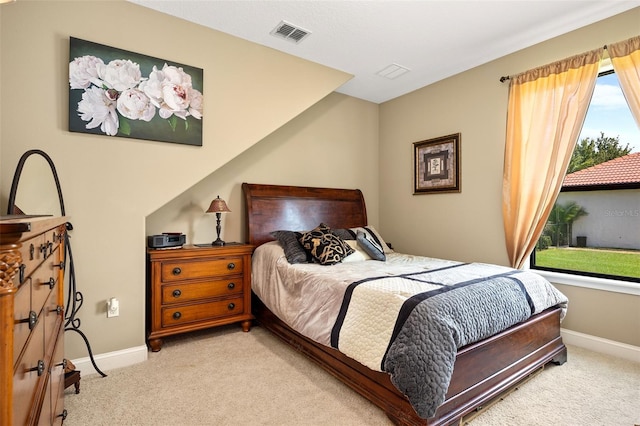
[242,182,567,426]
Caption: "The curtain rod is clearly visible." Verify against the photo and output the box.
[499,44,608,83]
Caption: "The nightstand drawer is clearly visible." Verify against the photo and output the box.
[161,297,244,327]
[161,279,243,305]
[160,257,243,282]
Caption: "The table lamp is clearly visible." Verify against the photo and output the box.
[206,195,231,246]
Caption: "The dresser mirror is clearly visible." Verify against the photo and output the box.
[6,149,65,216]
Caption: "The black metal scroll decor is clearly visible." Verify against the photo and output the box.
[6,149,107,377]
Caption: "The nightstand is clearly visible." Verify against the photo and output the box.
[146,243,254,352]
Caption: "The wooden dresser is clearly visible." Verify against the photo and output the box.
[1,216,68,425]
[146,244,254,352]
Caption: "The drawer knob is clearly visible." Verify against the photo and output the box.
[227,262,235,270]
[172,267,182,275]
[19,264,26,284]
[172,312,182,320]
[58,409,68,420]
[227,303,235,310]
[46,277,55,289]
[40,242,52,259]
[18,311,38,329]
[172,289,182,298]
[227,282,235,290]
[29,243,35,260]
[29,359,45,376]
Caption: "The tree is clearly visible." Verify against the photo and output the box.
[543,201,588,247]
[567,132,632,174]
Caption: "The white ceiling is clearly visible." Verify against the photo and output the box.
[129,1,640,104]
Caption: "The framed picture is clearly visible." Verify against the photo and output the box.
[69,37,203,146]
[413,133,461,194]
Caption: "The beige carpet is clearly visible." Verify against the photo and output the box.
[64,325,640,426]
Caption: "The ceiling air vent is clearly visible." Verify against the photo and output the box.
[270,20,311,44]
[376,63,411,80]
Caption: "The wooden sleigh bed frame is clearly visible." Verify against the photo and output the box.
[242,182,567,426]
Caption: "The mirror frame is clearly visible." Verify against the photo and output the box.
[6,149,66,216]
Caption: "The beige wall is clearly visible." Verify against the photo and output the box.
[0,1,352,359]
[556,284,640,345]
[147,93,379,245]
[378,8,640,346]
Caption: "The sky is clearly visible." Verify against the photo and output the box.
[579,72,640,153]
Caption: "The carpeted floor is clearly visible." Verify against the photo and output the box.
[64,325,640,426]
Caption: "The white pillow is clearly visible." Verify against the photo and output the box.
[342,240,372,262]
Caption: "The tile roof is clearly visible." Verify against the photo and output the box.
[562,152,640,188]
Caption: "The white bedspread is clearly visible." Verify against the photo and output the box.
[251,242,467,346]
[252,241,568,349]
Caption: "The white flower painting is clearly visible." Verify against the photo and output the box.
[69,37,203,146]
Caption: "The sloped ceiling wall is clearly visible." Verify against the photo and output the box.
[0,1,350,357]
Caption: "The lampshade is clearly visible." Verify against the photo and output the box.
[206,196,231,213]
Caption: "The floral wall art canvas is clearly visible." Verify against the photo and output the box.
[69,37,203,146]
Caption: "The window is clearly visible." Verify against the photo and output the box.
[530,64,640,283]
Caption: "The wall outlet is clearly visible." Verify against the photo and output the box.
[107,297,119,318]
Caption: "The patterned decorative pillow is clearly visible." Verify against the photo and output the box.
[298,223,354,265]
[271,230,311,263]
[356,229,386,261]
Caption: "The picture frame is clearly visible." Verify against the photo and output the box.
[68,37,203,146]
[413,133,461,194]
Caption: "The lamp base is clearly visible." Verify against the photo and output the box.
[212,239,225,246]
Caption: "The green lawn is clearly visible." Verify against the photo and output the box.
[535,247,640,279]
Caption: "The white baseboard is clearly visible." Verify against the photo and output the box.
[71,345,148,377]
[71,330,638,377]
[561,328,640,363]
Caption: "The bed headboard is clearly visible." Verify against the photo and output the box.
[242,183,368,247]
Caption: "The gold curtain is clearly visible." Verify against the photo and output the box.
[502,48,603,268]
[608,36,640,127]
